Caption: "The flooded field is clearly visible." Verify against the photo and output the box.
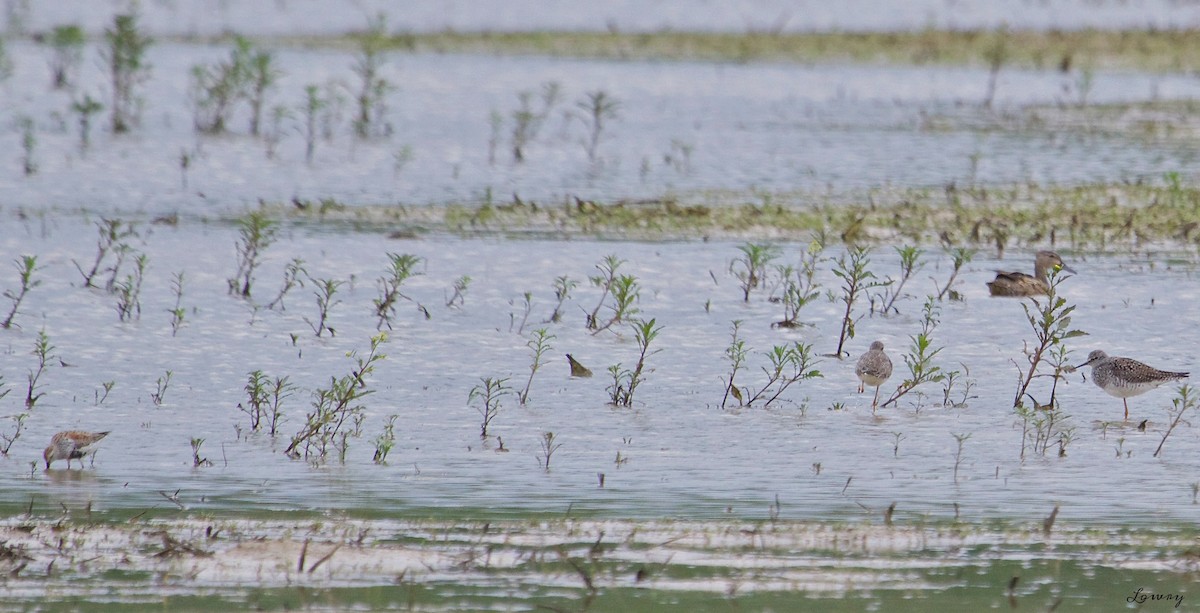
[2,1,1200,610]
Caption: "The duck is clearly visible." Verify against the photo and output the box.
[986,250,1075,297]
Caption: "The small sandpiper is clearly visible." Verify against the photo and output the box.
[1075,350,1188,420]
[855,340,893,410]
[43,430,110,469]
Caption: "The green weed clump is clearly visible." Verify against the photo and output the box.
[1013,270,1083,460]
[228,211,277,299]
[241,370,295,437]
[585,255,640,334]
[741,341,822,408]
[881,298,946,409]
[606,318,662,407]
[831,247,888,358]
[470,376,511,439]
[730,242,780,303]
[518,328,554,405]
[286,333,387,463]
[189,37,279,136]
[352,14,394,139]
[772,240,822,328]
[1,255,41,330]
[373,253,423,330]
[25,330,54,409]
[47,24,84,89]
[103,11,152,133]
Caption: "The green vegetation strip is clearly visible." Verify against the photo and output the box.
[248,28,1200,72]
[266,181,1200,249]
[0,515,1195,609]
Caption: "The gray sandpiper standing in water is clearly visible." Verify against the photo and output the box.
[855,340,893,411]
[987,251,1076,297]
[1075,350,1188,420]
[43,430,110,469]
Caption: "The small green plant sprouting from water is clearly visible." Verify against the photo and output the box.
[585,261,640,336]
[730,242,780,303]
[2,255,42,329]
[935,247,975,302]
[1012,269,1083,409]
[470,376,511,439]
[246,47,280,137]
[102,11,152,134]
[96,380,115,405]
[574,89,620,164]
[299,84,327,164]
[952,432,971,483]
[26,330,54,409]
[71,93,103,153]
[772,240,823,328]
[1017,343,1077,460]
[982,25,1009,109]
[1153,384,1196,458]
[263,104,289,159]
[606,319,663,407]
[242,370,295,436]
[286,333,387,463]
[831,246,887,358]
[47,24,85,89]
[190,36,252,134]
[190,437,213,467]
[537,431,564,471]
[445,275,471,309]
[74,218,138,290]
[151,370,173,406]
[585,255,625,331]
[547,275,577,323]
[881,297,946,409]
[114,253,148,322]
[18,116,36,176]
[940,363,978,408]
[305,276,345,337]
[518,328,555,405]
[742,341,822,408]
[352,13,394,139]
[374,253,423,330]
[228,210,277,299]
[0,412,27,456]
[509,81,561,163]
[167,271,186,336]
[372,414,399,464]
[509,291,534,334]
[266,258,307,311]
[873,245,924,316]
[720,320,748,409]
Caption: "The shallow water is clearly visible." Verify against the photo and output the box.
[2,41,1199,216]
[1,4,1198,608]
[0,217,1196,530]
[11,0,1200,35]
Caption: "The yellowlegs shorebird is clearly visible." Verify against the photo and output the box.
[43,430,110,469]
[855,340,893,410]
[1075,350,1188,420]
[987,250,1075,297]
